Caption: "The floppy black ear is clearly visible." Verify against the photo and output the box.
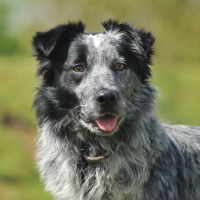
[32,21,85,84]
[32,21,85,61]
[102,19,155,81]
[137,29,155,64]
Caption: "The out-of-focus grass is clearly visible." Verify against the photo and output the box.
[152,59,200,125]
[0,56,52,200]
[0,56,37,127]
[0,124,53,200]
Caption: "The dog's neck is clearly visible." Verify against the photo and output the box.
[37,115,164,200]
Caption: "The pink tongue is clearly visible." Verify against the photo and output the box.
[95,115,117,132]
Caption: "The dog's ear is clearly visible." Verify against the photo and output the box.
[102,19,155,81]
[102,19,155,62]
[132,28,155,81]
[32,21,85,58]
[137,29,155,64]
[32,22,85,85]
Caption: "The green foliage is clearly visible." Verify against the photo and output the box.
[152,60,200,125]
[0,57,36,127]
[0,125,53,200]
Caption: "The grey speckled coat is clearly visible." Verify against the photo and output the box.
[32,20,200,200]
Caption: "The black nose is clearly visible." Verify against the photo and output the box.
[96,90,118,107]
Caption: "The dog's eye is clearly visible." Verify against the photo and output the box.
[115,63,125,70]
[73,65,84,73]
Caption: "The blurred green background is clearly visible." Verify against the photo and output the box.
[0,0,200,199]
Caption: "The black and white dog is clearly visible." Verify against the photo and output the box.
[32,20,200,200]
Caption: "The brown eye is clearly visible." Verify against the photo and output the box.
[115,63,125,70]
[73,65,84,73]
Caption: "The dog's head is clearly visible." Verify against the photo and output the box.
[33,19,155,136]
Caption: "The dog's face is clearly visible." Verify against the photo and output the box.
[33,20,155,136]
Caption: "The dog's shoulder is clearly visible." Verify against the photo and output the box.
[163,123,200,153]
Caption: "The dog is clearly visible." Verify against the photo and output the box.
[32,20,200,200]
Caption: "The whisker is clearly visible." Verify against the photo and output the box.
[18,66,35,76]
[72,105,86,111]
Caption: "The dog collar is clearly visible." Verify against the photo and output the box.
[83,149,109,163]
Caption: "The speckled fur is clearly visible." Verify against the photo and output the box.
[32,20,200,200]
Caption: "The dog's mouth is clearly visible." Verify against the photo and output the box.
[80,113,119,135]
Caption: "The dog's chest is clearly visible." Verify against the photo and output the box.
[66,154,144,200]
